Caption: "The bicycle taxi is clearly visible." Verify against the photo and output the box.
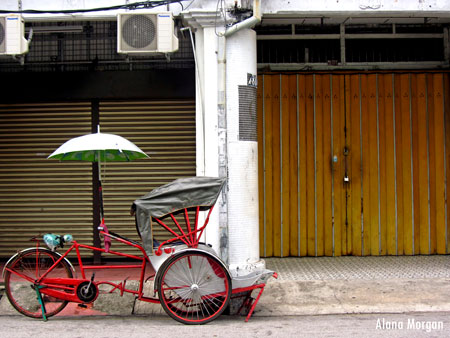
[3,176,276,324]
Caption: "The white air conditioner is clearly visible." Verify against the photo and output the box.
[117,12,178,54]
[0,14,29,55]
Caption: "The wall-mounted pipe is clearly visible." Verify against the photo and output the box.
[223,0,261,37]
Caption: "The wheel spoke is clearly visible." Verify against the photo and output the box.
[158,251,231,324]
[161,285,190,291]
[187,255,192,269]
[4,248,72,319]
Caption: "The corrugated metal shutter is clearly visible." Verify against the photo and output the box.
[0,102,93,258]
[99,100,196,254]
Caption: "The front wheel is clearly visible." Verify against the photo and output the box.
[4,248,73,318]
[157,251,231,324]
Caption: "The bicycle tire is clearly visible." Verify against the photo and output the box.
[157,250,231,325]
[4,248,73,319]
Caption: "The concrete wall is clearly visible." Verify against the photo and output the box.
[3,0,450,19]
[262,0,450,13]
[185,0,450,14]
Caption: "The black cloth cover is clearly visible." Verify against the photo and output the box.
[132,176,226,253]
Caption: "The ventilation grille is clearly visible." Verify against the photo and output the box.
[239,85,257,141]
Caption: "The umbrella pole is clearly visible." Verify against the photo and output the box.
[99,181,104,222]
[92,157,103,263]
[98,152,104,223]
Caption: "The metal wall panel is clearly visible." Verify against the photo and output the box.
[0,100,196,258]
[0,102,92,257]
[99,100,196,254]
[258,72,449,257]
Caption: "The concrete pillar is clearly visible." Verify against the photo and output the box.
[225,28,262,274]
[183,11,263,276]
[183,11,222,253]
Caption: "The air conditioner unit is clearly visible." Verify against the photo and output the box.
[0,14,29,55]
[117,12,178,54]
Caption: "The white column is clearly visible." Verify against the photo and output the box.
[193,25,221,252]
[183,10,226,254]
[184,11,263,275]
[225,29,262,275]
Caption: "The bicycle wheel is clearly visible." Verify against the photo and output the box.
[157,251,231,324]
[4,248,73,318]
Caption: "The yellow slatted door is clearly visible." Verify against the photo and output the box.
[271,76,282,256]
[288,75,299,256]
[315,75,325,256]
[445,73,450,254]
[333,74,348,256]
[258,74,345,257]
[257,75,265,255]
[426,73,446,254]
[99,100,196,254]
[262,75,274,257]
[280,75,290,257]
[390,72,446,255]
[345,73,448,256]
[258,72,449,257]
[361,74,381,256]
[298,75,308,257]
[346,74,362,256]
[347,73,416,256]
[305,75,316,256]
[378,74,397,255]
[0,102,92,258]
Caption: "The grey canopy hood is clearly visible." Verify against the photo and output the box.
[132,176,226,252]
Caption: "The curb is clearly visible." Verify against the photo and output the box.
[2,277,450,318]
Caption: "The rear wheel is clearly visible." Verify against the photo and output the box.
[157,251,231,324]
[4,248,73,318]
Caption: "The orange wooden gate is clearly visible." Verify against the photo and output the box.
[258,72,450,257]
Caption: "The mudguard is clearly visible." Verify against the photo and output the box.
[154,246,231,292]
[2,247,75,279]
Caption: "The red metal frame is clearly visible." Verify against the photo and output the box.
[5,206,276,322]
[231,272,278,322]
[153,206,214,255]
[5,234,160,306]
[5,207,218,307]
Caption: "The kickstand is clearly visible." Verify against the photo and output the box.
[33,285,47,322]
[131,296,138,315]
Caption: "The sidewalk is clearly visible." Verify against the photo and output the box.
[1,255,450,318]
[260,255,450,316]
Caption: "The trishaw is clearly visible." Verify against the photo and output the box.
[2,176,276,324]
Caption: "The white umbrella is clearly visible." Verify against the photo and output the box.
[48,129,149,162]
[48,126,149,228]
